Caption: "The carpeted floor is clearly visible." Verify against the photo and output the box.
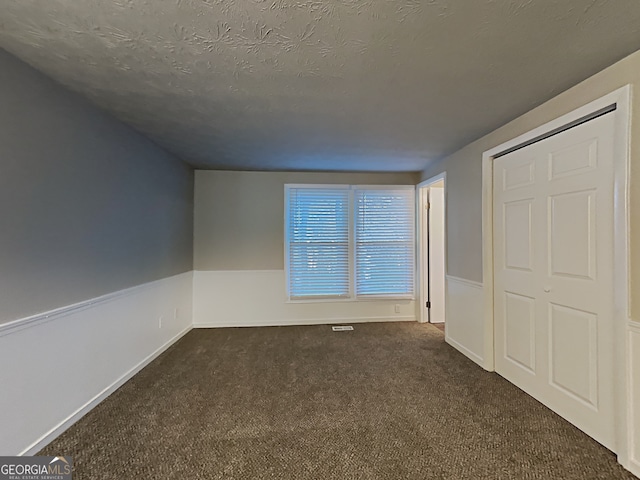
[41,323,635,479]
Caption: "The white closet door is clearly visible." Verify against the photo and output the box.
[493,113,616,450]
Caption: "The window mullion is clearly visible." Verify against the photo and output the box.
[348,187,355,299]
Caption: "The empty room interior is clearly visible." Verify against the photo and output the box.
[2,1,640,478]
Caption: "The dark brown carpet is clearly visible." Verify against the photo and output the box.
[41,323,635,479]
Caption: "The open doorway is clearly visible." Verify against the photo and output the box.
[418,174,446,331]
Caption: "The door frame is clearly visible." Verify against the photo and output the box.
[481,85,631,465]
[417,172,447,324]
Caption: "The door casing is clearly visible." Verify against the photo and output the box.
[417,172,447,325]
[481,85,631,466]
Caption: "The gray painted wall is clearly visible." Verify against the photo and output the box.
[420,48,640,321]
[194,170,419,271]
[0,49,194,324]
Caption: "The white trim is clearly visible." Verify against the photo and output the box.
[285,295,414,304]
[628,321,640,475]
[417,172,447,324]
[481,85,632,466]
[0,272,191,338]
[445,275,483,289]
[353,184,417,191]
[417,173,447,189]
[481,153,496,372]
[194,316,416,329]
[193,269,285,274]
[284,183,351,190]
[445,335,484,368]
[613,85,633,472]
[19,325,192,456]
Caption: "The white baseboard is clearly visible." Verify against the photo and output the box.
[445,275,485,366]
[0,272,193,456]
[20,325,191,456]
[194,316,415,329]
[627,459,640,478]
[446,334,484,367]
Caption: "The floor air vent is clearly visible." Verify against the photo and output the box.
[332,326,354,331]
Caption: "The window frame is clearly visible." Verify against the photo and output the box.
[284,184,352,301]
[352,185,416,300]
[284,183,416,303]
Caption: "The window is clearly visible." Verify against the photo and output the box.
[354,188,415,297]
[285,184,415,300]
[286,186,350,299]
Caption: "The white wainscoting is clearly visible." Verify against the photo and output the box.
[628,321,640,477]
[193,270,416,328]
[445,275,485,368]
[0,272,193,456]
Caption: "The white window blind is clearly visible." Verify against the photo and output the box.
[286,187,350,299]
[354,188,415,297]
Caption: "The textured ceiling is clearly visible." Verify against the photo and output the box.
[1,1,640,172]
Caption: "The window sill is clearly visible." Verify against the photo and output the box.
[286,296,415,304]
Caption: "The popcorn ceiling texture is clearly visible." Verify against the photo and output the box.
[1,0,640,171]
